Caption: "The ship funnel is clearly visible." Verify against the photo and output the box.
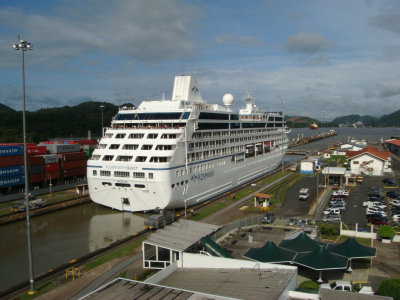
[172,75,203,103]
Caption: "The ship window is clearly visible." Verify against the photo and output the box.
[116,156,133,162]
[176,171,179,177]
[102,155,114,161]
[161,133,181,139]
[122,197,130,204]
[135,156,147,162]
[115,133,126,139]
[105,133,113,138]
[230,114,239,120]
[92,170,97,176]
[353,161,359,164]
[99,144,107,149]
[198,123,229,130]
[149,173,153,179]
[114,171,130,177]
[91,155,101,160]
[147,133,158,139]
[102,182,112,186]
[141,144,153,150]
[123,144,139,150]
[115,112,182,120]
[155,145,174,150]
[109,144,120,149]
[182,112,190,119]
[128,133,144,139]
[100,170,111,176]
[134,184,145,188]
[149,156,170,163]
[133,172,145,178]
[199,112,229,120]
[171,184,175,188]
[116,183,131,187]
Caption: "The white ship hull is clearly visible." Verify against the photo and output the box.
[87,75,288,212]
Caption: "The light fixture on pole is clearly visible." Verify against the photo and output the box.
[280,98,285,173]
[12,35,36,294]
[100,105,105,137]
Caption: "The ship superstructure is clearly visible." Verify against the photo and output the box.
[87,76,288,212]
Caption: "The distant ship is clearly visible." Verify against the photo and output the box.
[87,75,288,212]
[309,122,318,130]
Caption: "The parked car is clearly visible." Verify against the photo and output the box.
[322,213,341,223]
[332,190,349,197]
[327,204,346,212]
[387,191,400,200]
[368,195,385,202]
[286,217,297,226]
[392,215,400,222]
[390,199,400,207]
[367,215,388,225]
[359,286,374,295]
[329,199,346,206]
[356,176,363,183]
[262,213,275,224]
[324,208,342,215]
[298,219,308,227]
[383,178,397,187]
[368,193,384,200]
[320,281,352,292]
[363,201,387,209]
[299,188,310,201]
[366,207,387,217]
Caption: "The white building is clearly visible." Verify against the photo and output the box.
[300,159,315,174]
[347,147,392,176]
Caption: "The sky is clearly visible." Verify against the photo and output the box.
[1,0,400,121]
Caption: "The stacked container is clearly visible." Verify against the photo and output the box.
[59,151,87,178]
[43,154,59,181]
[0,145,25,189]
[28,155,45,184]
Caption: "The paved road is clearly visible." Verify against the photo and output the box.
[275,175,318,217]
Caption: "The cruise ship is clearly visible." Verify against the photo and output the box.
[87,75,288,212]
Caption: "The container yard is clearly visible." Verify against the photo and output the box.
[0,140,95,195]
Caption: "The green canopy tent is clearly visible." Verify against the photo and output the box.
[293,245,348,283]
[326,237,376,272]
[279,232,326,253]
[243,241,296,263]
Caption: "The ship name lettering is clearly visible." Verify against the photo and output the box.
[191,171,214,182]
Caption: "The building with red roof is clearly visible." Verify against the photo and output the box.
[385,139,400,156]
[346,147,392,176]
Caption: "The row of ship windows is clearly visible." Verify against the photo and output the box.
[98,144,175,151]
[91,155,171,163]
[102,182,146,189]
[191,128,282,139]
[104,133,181,139]
[93,170,154,179]
[188,135,279,149]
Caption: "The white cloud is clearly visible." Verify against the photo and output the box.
[286,31,336,55]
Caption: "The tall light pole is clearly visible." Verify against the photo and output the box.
[12,36,36,294]
[280,99,285,173]
[100,104,105,136]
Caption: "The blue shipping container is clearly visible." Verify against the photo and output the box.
[0,145,24,157]
[0,175,24,188]
[0,165,24,178]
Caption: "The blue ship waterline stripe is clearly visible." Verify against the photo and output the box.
[87,165,103,168]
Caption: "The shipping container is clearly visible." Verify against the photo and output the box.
[0,145,24,157]
[29,173,45,183]
[61,160,87,170]
[29,165,44,174]
[60,151,86,162]
[45,163,59,172]
[43,143,80,154]
[0,165,24,178]
[0,175,24,188]
[63,167,86,178]
[45,171,59,181]
[42,154,59,164]
[28,156,44,166]
[26,145,47,156]
[0,156,24,168]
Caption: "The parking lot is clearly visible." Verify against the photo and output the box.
[328,176,399,229]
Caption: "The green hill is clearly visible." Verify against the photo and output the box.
[332,115,378,126]
[376,109,400,127]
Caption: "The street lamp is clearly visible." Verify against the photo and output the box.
[100,104,105,136]
[12,36,35,294]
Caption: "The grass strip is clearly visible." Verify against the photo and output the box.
[84,237,146,271]
[191,202,227,221]
[16,282,58,300]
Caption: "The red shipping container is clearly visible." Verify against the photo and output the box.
[28,156,44,166]
[0,156,24,168]
[45,171,59,181]
[27,146,47,156]
[63,167,86,178]
[45,163,59,172]
[0,143,36,146]
[61,152,86,162]
[61,160,87,169]
[29,173,45,183]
